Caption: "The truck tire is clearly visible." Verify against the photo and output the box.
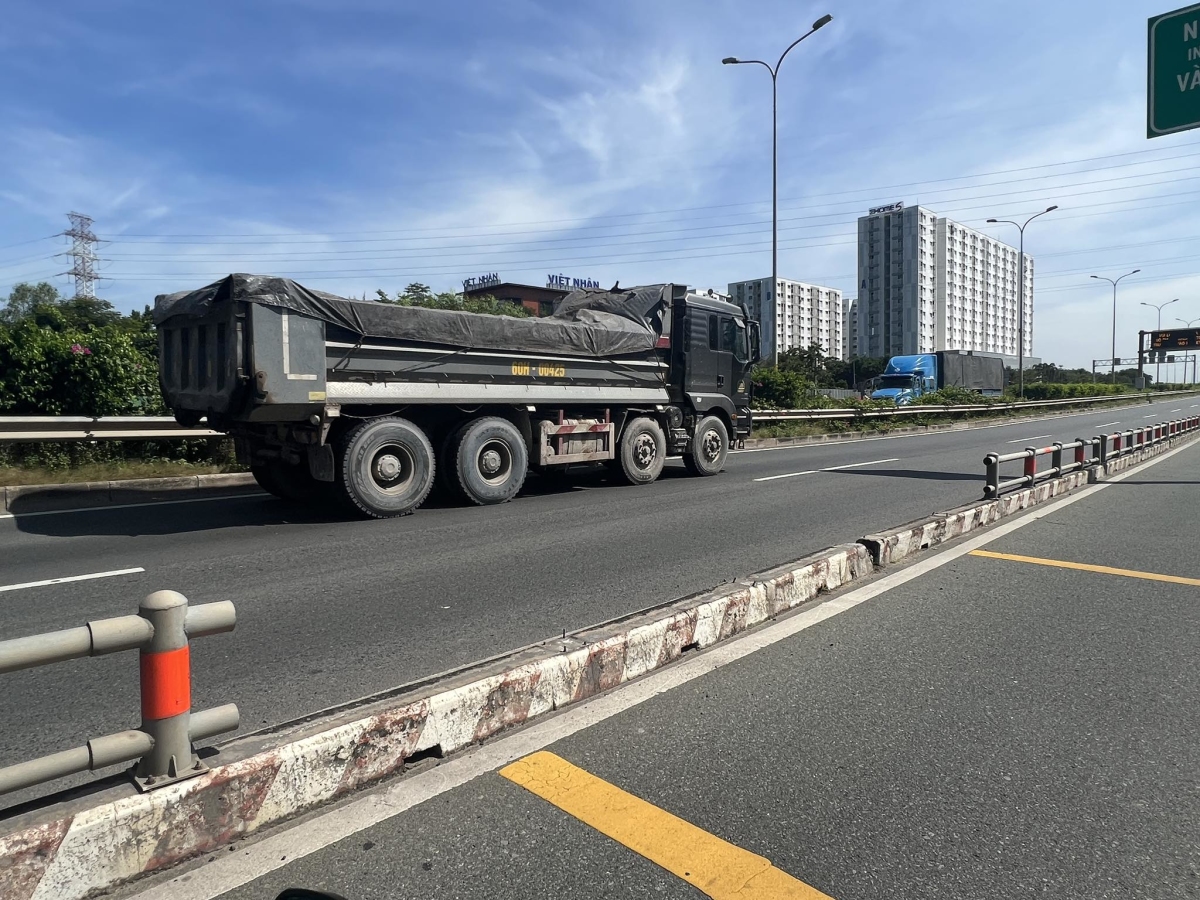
[455,416,528,505]
[252,462,319,503]
[683,415,728,476]
[617,416,666,485]
[337,417,435,518]
[436,424,468,500]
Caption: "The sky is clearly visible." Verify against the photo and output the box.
[1,0,1198,371]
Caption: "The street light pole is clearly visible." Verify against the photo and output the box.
[1141,298,1178,387]
[724,13,832,367]
[986,206,1058,399]
[1090,270,1141,385]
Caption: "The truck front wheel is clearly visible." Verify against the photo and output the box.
[338,417,435,518]
[683,415,728,476]
[456,417,528,505]
[617,417,666,485]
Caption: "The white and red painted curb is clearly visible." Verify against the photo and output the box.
[3,429,1196,900]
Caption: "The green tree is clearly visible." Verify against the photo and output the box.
[1,282,62,324]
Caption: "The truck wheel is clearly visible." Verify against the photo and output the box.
[252,462,319,502]
[683,415,728,476]
[617,416,666,485]
[456,417,528,505]
[436,424,468,500]
[338,417,435,518]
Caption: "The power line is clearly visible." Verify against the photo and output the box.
[101,142,1200,244]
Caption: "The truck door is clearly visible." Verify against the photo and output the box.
[723,316,752,412]
[684,309,720,394]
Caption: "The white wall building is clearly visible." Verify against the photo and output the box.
[727,278,844,361]
[856,201,1032,358]
[936,219,1033,358]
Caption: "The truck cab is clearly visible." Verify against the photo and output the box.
[871,354,936,405]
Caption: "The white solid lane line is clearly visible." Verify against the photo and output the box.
[0,493,261,522]
[0,567,145,593]
[1005,434,1051,444]
[753,457,899,482]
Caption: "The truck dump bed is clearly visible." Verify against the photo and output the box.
[154,274,675,422]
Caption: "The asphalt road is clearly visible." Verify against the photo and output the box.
[1,396,1197,796]
[195,435,1200,900]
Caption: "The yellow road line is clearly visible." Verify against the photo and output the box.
[500,751,833,900]
[969,550,1200,586]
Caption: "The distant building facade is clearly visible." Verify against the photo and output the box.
[842,297,858,360]
[727,277,843,361]
[856,201,1033,358]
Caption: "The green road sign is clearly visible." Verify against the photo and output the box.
[1148,3,1200,137]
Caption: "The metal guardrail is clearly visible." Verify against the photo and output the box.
[753,389,1200,424]
[0,590,239,795]
[0,390,1196,440]
[0,416,219,441]
[983,416,1200,499]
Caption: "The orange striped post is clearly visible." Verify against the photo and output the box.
[134,590,200,787]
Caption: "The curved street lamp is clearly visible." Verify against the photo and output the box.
[1090,270,1141,384]
[986,206,1058,398]
[723,13,833,365]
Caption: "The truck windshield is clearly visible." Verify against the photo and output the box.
[878,374,916,388]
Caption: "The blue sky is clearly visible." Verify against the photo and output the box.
[1,0,1198,370]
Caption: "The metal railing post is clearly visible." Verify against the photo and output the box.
[1050,442,1063,476]
[1024,447,1037,486]
[1074,439,1086,470]
[983,453,999,498]
[135,590,200,787]
[1097,434,1108,467]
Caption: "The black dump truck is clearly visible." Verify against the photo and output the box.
[154,275,760,518]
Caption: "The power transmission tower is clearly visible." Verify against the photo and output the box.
[58,211,104,299]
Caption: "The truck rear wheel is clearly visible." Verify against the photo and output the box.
[683,415,728,476]
[455,416,528,505]
[338,417,435,518]
[617,416,666,485]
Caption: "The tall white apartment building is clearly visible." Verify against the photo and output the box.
[727,278,844,361]
[856,201,1032,358]
[936,219,1033,358]
[856,203,940,358]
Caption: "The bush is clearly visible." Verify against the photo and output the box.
[919,385,1003,406]
[750,367,831,409]
[1021,382,1129,401]
[0,321,164,415]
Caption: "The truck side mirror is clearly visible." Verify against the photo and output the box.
[747,321,762,363]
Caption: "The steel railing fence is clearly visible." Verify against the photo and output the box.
[0,391,1198,441]
[983,416,1200,499]
[0,591,239,795]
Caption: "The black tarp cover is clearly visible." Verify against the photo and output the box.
[154,274,664,358]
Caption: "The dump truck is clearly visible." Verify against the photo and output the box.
[870,350,1006,405]
[154,275,759,518]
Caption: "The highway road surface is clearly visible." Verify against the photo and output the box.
[1,396,1197,801]
[121,423,1200,900]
